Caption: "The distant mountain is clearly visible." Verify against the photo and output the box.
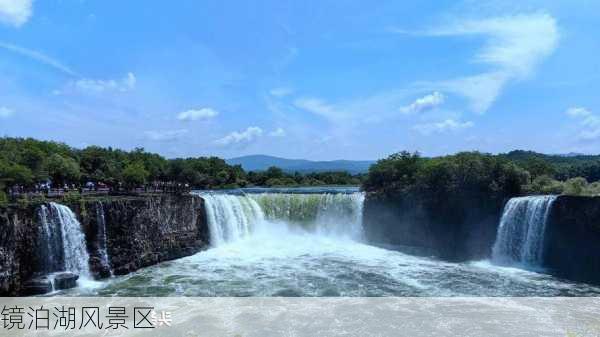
[226,155,375,174]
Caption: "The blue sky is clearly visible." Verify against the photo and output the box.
[0,0,599,160]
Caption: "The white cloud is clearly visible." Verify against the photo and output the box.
[566,107,600,141]
[0,41,77,76]
[214,126,263,147]
[0,106,14,118]
[269,87,293,97]
[566,107,592,118]
[413,119,474,135]
[294,98,344,121]
[269,128,286,137]
[409,13,558,113]
[144,129,188,142]
[400,91,445,114]
[71,72,136,93]
[177,108,219,121]
[0,0,32,27]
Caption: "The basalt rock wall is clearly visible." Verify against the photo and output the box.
[544,195,600,284]
[73,194,209,277]
[362,192,506,261]
[0,194,209,295]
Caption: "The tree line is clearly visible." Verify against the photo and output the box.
[363,150,600,199]
[5,137,600,205]
[0,137,362,203]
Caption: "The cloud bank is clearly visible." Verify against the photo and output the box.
[412,13,559,113]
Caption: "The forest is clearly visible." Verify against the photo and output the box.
[4,137,600,205]
[363,150,600,199]
[0,137,362,203]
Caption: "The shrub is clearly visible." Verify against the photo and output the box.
[62,191,82,204]
[524,175,564,195]
[0,190,7,207]
[563,177,588,196]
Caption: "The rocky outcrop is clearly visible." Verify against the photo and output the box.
[544,195,600,284]
[362,192,506,261]
[53,272,79,290]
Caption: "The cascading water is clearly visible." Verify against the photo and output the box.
[492,195,557,267]
[201,194,266,246]
[198,192,365,246]
[37,205,64,273]
[96,202,112,275]
[250,193,364,240]
[37,202,91,277]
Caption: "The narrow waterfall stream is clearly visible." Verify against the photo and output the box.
[491,195,557,267]
[96,202,112,275]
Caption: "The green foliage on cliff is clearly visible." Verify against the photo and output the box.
[363,151,529,202]
[502,150,600,182]
[365,150,600,198]
[522,175,600,196]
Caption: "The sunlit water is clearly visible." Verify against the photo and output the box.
[62,190,600,297]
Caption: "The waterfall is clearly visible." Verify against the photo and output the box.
[37,205,64,273]
[492,195,557,267]
[198,192,365,247]
[202,194,265,246]
[36,202,91,277]
[250,192,365,239]
[96,202,112,275]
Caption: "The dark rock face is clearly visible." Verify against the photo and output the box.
[21,276,53,296]
[544,195,600,284]
[52,272,79,290]
[362,193,506,261]
[0,194,209,295]
[74,195,209,277]
[0,205,40,295]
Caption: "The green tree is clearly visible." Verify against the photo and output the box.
[45,154,81,187]
[0,162,34,188]
[522,158,555,182]
[363,151,422,194]
[122,162,150,189]
[265,166,284,180]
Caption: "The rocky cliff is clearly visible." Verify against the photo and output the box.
[544,195,600,284]
[0,205,39,295]
[75,195,209,277]
[362,192,507,261]
[0,194,209,295]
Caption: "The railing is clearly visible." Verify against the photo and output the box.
[8,186,191,200]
